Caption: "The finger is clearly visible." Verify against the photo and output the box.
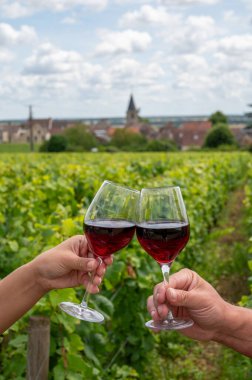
[157,304,170,320]
[147,296,160,321]
[91,274,102,287]
[169,268,198,291]
[70,257,98,272]
[103,255,113,266]
[153,283,167,306]
[166,287,198,308]
[96,262,106,277]
[83,278,100,294]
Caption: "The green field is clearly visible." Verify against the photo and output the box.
[0,152,251,379]
[0,143,39,153]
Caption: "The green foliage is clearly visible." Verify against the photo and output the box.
[64,124,99,151]
[40,135,68,152]
[145,139,177,152]
[110,129,147,151]
[138,117,150,124]
[209,111,228,126]
[0,152,250,379]
[204,125,236,148]
[242,167,252,309]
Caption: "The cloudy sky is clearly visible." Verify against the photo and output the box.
[0,0,251,119]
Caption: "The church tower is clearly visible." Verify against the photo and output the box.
[126,94,140,125]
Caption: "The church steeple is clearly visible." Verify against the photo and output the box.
[126,94,140,125]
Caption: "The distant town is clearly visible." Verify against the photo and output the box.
[0,95,252,151]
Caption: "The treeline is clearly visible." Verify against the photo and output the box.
[40,125,177,153]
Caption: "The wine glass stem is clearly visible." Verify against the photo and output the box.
[80,257,102,308]
[161,264,174,321]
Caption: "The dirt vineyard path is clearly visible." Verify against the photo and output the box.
[195,187,250,379]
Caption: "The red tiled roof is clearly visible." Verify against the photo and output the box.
[180,121,212,131]
[107,127,117,136]
[126,126,141,134]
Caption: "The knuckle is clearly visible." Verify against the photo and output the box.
[180,290,187,304]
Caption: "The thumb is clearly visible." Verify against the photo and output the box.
[71,257,98,272]
[166,287,198,308]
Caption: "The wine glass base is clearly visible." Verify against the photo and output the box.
[145,318,194,331]
[59,302,104,323]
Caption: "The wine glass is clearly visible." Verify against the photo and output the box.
[60,180,139,323]
[136,186,194,330]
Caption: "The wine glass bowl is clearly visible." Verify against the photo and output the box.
[136,186,193,330]
[60,181,139,323]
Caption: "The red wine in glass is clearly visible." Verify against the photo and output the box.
[137,186,193,331]
[136,221,190,264]
[84,219,135,258]
[59,180,139,323]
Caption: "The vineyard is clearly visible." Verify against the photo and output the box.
[0,152,252,379]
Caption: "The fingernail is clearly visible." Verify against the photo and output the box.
[157,306,163,315]
[151,310,156,318]
[168,288,176,302]
[87,260,95,271]
[156,292,160,301]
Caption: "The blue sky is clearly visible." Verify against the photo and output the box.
[0,0,251,119]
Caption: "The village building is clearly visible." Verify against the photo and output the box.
[157,121,212,150]
[126,94,140,125]
[89,119,113,143]
[175,121,212,150]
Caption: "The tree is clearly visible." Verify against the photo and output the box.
[145,139,177,152]
[110,129,147,151]
[40,135,67,152]
[204,124,235,148]
[209,111,228,126]
[64,124,98,151]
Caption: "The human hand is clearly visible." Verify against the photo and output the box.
[29,235,113,294]
[147,268,231,341]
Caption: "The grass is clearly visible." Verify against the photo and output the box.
[0,143,40,153]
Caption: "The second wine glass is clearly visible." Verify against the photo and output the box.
[60,180,139,323]
[136,186,194,330]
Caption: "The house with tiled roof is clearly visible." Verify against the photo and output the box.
[175,121,212,150]
[156,121,212,150]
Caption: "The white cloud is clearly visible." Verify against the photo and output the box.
[24,43,83,75]
[0,41,165,106]
[214,34,252,56]
[0,23,37,46]
[106,57,164,88]
[119,5,180,27]
[160,0,219,5]
[115,0,153,4]
[95,29,152,55]
[160,15,218,54]
[0,0,107,18]
[23,43,104,92]
[208,34,252,77]
[0,49,13,62]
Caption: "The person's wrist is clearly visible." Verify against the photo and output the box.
[26,260,49,295]
[212,302,240,343]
